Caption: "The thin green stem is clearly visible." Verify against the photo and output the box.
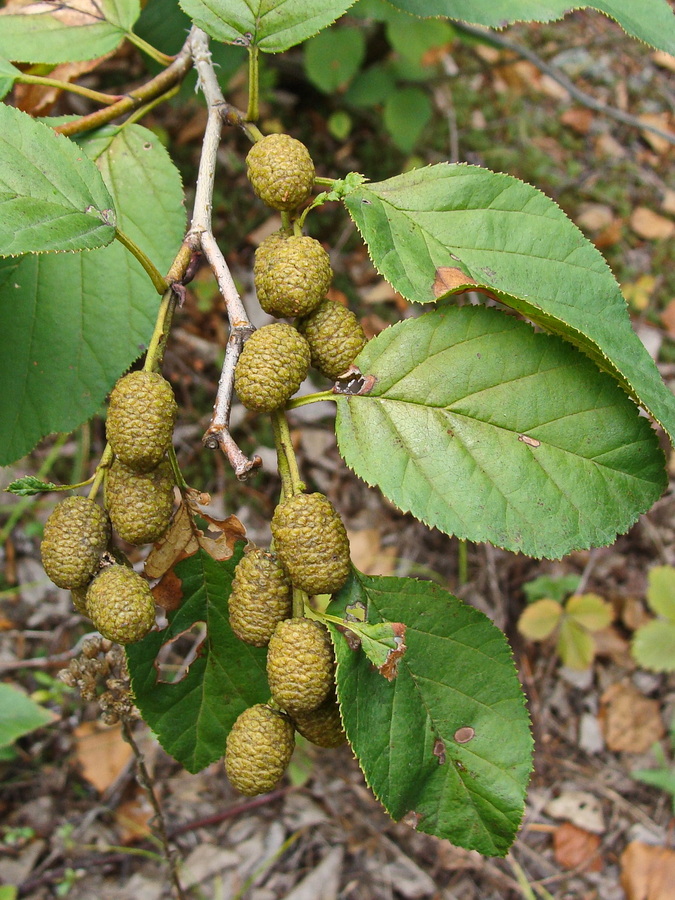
[457,539,468,586]
[115,229,168,294]
[125,31,176,67]
[143,288,177,373]
[246,45,259,122]
[271,410,304,499]
[286,391,335,410]
[124,85,180,127]
[168,446,187,490]
[0,434,69,548]
[280,211,293,234]
[17,74,121,106]
[87,445,113,502]
[292,586,307,619]
[314,176,336,186]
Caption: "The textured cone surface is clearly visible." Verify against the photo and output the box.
[253,231,286,280]
[292,693,346,748]
[267,618,335,714]
[271,493,350,596]
[255,236,332,318]
[105,458,174,545]
[106,371,177,473]
[225,704,295,796]
[234,324,310,413]
[86,565,156,644]
[41,497,111,590]
[246,134,314,211]
[298,299,367,380]
[71,586,89,616]
[229,549,292,647]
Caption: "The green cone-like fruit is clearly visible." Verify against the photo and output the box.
[246,134,314,211]
[234,324,310,413]
[292,693,346,748]
[106,371,177,473]
[229,549,292,647]
[86,564,156,644]
[105,458,174,545]
[267,617,335,714]
[297,299,367,380]
[225,704,295,796]
[41,497,111,590]
[255,235,332,318]
[271,493,350,596]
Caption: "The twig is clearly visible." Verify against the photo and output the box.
[187,28,261,479]
[167,788,290,838]
[54,32,195,137]
[121,720,188,900]
[456,21,675,147]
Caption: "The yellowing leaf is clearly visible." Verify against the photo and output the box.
[631,620,675,672]
[557,618,595,670]
[566,593,614,632]
[517,598,563,640]
[647,566,675,621]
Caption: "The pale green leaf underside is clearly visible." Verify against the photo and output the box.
[0,57,20,100]
[335,305,666,559]
[0,124,185,466]
[127,548,270,773]
[328,572,533,856]
[0,0,141,64]
[647,566,675,621]
[178,0,356,51]
[0,105,116,256]
[344,164,675,444]
[387,0,675,55]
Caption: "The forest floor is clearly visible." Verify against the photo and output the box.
[1,6,674,899]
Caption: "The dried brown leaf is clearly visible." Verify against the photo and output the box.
[599,683,665,753]
[630,207,675,241]
[553,822,603,872]
[72,721,133,794]
[621,841,675,900]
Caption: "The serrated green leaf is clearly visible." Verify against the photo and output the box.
[0,124,184,466]
[0,105,116,256]
[0,57,20,100]
[386,1,675,56]
[0,0,141,64]
[522,574,581,604]
[127,547,270,773]
[517,599,563,641]
[565,593,613,632]
[557,617,595,669]
[343,164,675,444]
[0,683,55,748]
[341,618,406,674]
[646,565,675,621]
[5,476,60,497]
[631,620,675,673]
[336,305,665,559]
[327,571,533,856]
[304,26,366,93]
[178,0,356,52]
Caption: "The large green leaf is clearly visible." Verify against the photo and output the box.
[0,58,20,100]
[343,164,675,444]
[0,0,141,64]
[127,547,270,773]
[0,684,54,748]
[0,124,184,466]
[178,0,357,52]
[387,0,675,55]
[335,305,666,559]
[0,105,116,256]
[327,571,533,856]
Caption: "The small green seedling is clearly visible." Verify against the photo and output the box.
[632,717,675,813]
[631,566,675,673]
[518,584,614,670]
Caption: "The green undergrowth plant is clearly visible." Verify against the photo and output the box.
[631,565,675,673]
[2,0,675,863]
